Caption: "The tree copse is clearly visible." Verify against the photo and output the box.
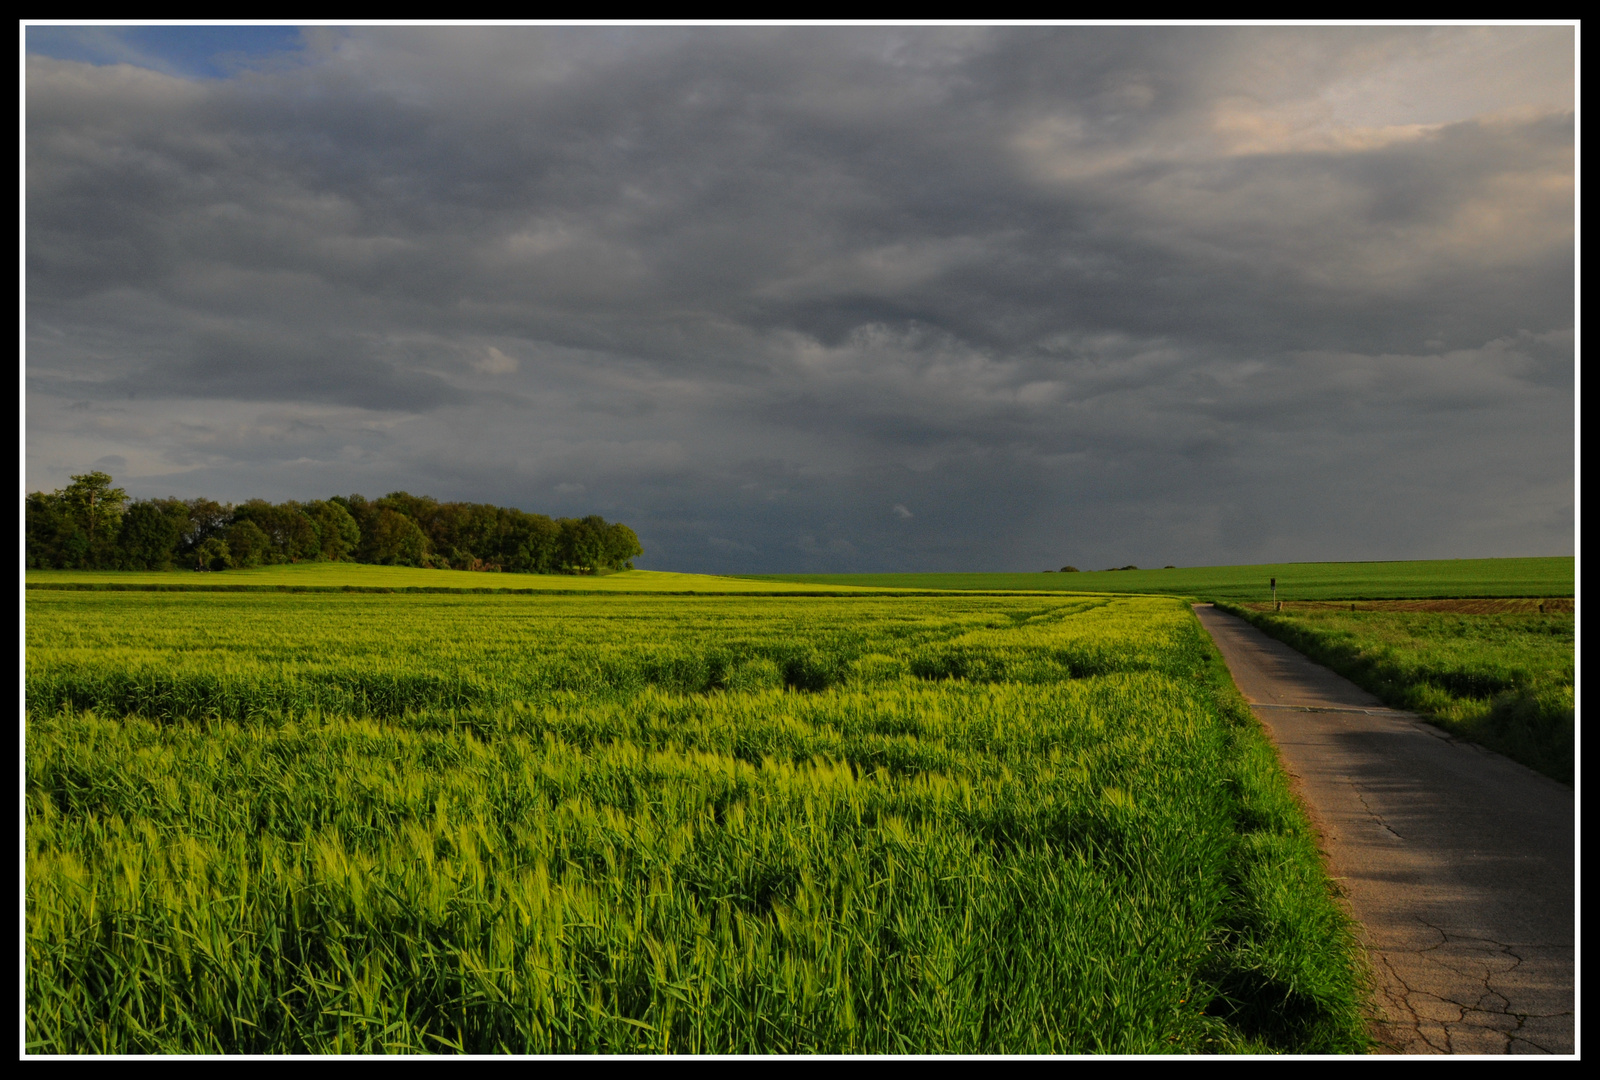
[24,473,642,574]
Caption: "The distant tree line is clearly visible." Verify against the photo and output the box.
[25,472,642,574]
[1044,565,1177,572]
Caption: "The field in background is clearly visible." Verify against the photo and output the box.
[26,591,1369,1053]
[1217,603,1575,784]
[742,556,1576,602]
[24,565,902,595]
[27,556,1575,603]
[1238,598,1573,615]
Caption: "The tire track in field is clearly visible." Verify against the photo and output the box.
[1191,604,1574,1056]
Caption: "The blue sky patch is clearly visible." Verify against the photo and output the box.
[26,24,310,79]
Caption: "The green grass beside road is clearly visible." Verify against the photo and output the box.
[1217,603,1575,784]
[742,556,1575,602]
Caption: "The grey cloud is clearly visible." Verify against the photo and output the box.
[168,335,470,410]
[25,27,1573,570]
[29,327,470,412]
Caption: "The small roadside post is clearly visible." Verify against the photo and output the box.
[1271,577,1278,611]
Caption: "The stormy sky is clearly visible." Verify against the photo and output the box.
[24,25,1575,573]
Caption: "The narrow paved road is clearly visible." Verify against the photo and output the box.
[1191,604,1575,1055]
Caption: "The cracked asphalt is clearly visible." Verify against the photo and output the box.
[1192,604,1575,1055]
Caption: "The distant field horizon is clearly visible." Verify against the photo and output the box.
[25,555,1574,601]
[739,556,1576,602]
[23,565,898,595]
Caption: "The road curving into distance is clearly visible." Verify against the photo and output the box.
[1191,603,1575,1055]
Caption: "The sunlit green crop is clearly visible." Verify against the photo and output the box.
[26,592,1370,1053]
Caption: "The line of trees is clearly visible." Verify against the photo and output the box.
[25,472,643,574]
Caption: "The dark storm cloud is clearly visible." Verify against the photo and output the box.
[25,25,1574,570]
[29,327,472,412]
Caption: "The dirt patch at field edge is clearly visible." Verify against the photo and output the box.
[1238,598,1573,615]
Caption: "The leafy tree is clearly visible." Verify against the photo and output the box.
[60,472,128,565]
[115,499,189,570]
[556,516,603,571]
[424,501,510,569]
[25,473,130,568]
[375,492,438,529]
[25,492,76,569]
[602,522,643,570]
[194,537,233,571]
[337,494,379,551]
[358,507,430,566]
[224,520,272,568]
[232,500,318,563]
[503,511,560,573]
[547,516,640,573]
[180,499,232,555]
[301,500,361,561]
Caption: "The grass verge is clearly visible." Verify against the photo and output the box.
[1189,626,1374,1053]
[1214,603,1574,785]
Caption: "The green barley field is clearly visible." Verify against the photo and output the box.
[26,590,1370,1053]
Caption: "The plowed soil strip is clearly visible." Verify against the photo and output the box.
[1192,604,1574,1055]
